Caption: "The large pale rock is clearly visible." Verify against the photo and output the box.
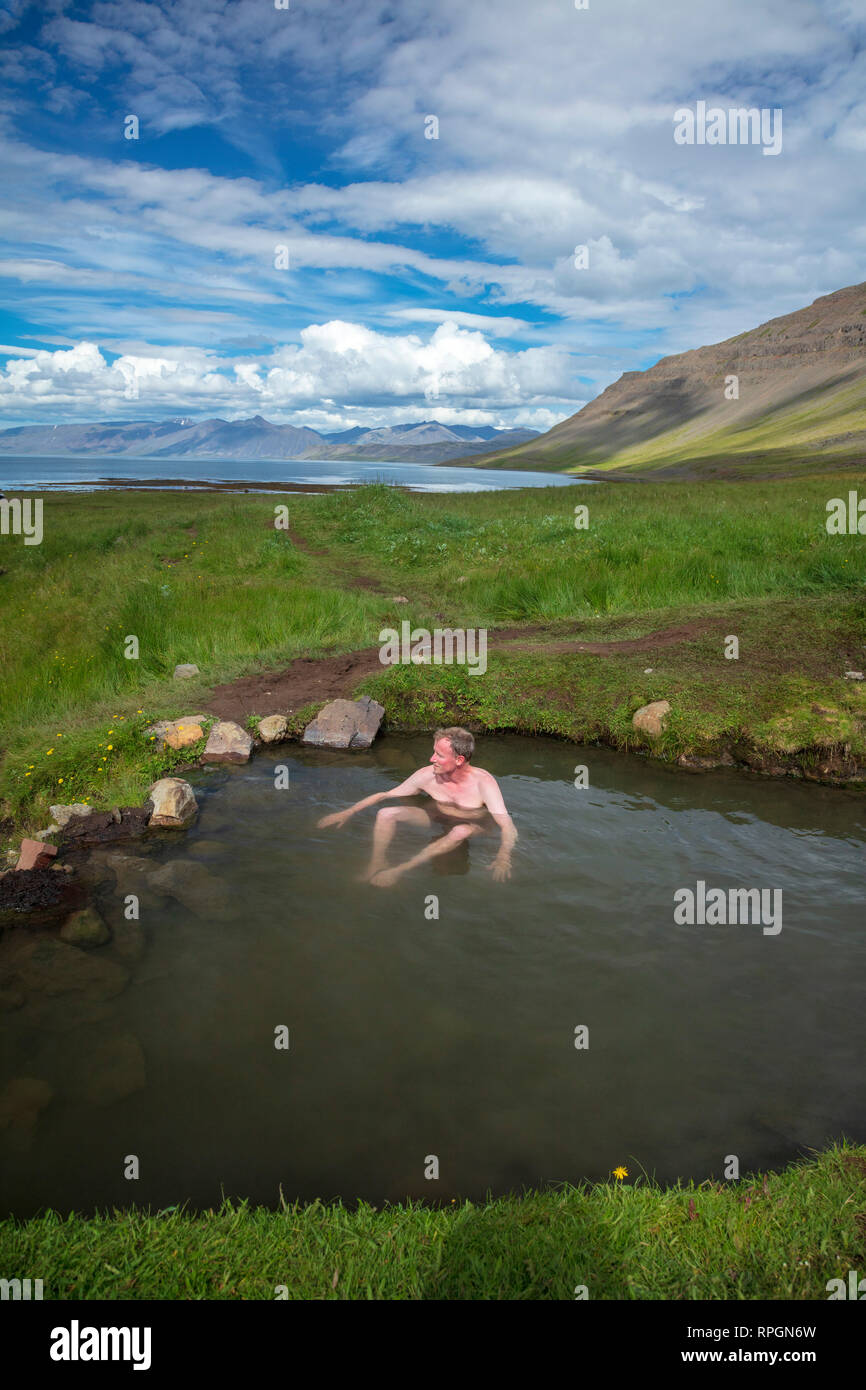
[202,720,254,764]
[163,720,204,749]
[147,859,234,921]
[86,852,164,912]
[49,804,94,830]
[632,700,671,738]
[257,714,288,744]
[144,715,206,750]
[16,839,57,871]
[147,777,198,827]
[302,696,385,750]
[60,907,111,947]
[173,663,200,679]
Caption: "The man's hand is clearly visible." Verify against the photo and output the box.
[488,854,512,882]
[318,810,352,829]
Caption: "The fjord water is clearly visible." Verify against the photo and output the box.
[2,736,864,1216]
[0,455,587,492]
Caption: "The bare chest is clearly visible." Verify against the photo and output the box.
[424,775,485,810]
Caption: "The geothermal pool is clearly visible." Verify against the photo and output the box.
[1,735,864,1215]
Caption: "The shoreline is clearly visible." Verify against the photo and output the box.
[5,479,377,494]
[2,1142,864,1299]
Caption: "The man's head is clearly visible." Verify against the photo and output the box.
[431,726,474,774]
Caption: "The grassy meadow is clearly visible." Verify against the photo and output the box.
[1,474,866,849]
[1,476,865,1300]
[1,1141,864,1299]
[466,373,866,476]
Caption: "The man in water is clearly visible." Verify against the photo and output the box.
[317,726,517,886]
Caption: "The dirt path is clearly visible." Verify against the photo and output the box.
[203,619,730,722]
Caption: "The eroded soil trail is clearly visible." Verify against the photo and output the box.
[203,619,733,722]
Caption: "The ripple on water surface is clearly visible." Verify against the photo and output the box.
[1,735,864,1214]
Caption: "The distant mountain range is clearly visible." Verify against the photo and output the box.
[464,281,866,477]
[0,416,538,464]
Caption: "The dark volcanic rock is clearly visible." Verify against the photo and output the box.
[59,804,152,849]
[0,869,85,929]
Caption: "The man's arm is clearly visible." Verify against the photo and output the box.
[481,773,517,880]
[317,767,431,829]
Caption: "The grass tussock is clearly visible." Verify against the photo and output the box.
[1,1142,863,1300]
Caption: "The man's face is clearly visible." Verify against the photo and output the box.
[430,737,463,776]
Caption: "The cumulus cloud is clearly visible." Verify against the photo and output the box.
[0,0,863,428]
[0,322,579,424]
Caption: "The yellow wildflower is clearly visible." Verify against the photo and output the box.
[613,1166,628,1181]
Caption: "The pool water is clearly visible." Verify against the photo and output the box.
[1,735,864,1214]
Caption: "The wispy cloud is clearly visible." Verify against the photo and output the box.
[0,0,863,427]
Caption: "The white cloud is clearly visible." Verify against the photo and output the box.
[0,0,863,428]
[0,323,580,424]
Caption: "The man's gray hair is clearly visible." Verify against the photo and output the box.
[434,727,474,760]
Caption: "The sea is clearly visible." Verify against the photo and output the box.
[0,455,590,494]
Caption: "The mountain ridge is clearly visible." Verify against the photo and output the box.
[455,281,866,477]
[0,417,538,465]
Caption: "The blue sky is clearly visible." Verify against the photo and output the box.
[0,0,863,432]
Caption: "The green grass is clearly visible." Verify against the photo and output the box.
[1,477,865,847]
[459,373,866,476]
[303,476,866,620]
[576,376,866,477]
[1,1142,863,1299]
[2,486,864,1299]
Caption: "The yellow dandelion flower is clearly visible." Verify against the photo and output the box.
[46,748,54,755]
[613,1166,628,1181]
[58,778,64,784]
[106,745,113,751]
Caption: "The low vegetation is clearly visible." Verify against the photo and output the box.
[1,1142,863,1299]
[1,476,864,853]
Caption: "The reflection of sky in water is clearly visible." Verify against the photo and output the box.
[2,736,864,1216]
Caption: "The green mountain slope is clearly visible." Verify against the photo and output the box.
[469,281,866,477]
